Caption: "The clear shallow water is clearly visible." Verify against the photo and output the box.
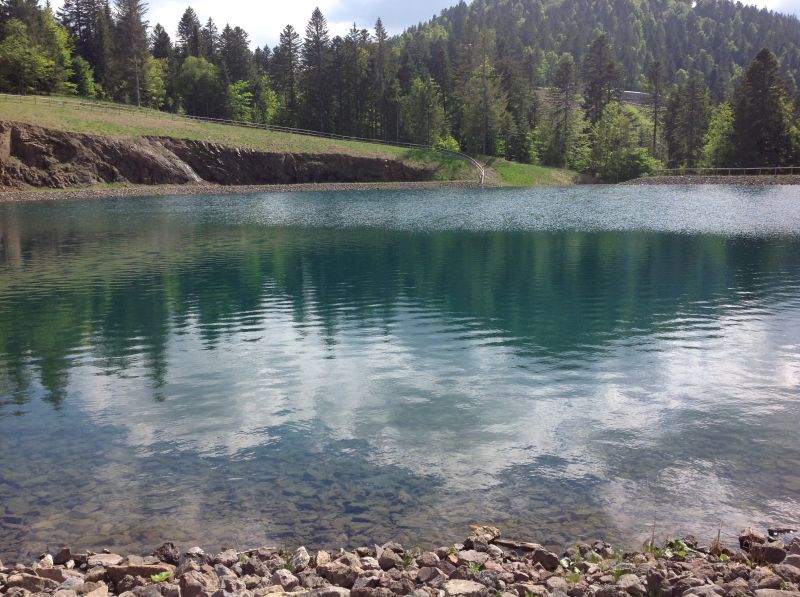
[1,185,799,560]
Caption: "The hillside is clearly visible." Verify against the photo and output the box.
[422,0,800,93]
[0,96,581,188]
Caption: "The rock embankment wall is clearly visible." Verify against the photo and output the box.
[0,121,435,189]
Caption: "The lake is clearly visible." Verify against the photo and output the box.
[1,185,799,560]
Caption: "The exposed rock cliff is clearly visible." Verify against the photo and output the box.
[0,121,435,189]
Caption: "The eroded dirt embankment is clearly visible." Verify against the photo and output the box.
[0,121,435,189]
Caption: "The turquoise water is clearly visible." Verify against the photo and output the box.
[1,185,799,559]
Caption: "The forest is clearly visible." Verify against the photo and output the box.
[0,0,799,180]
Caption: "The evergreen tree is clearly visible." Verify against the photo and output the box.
[400,76,445,145]
[545,52,579,166]
[664,77,711,167]
[113,0,149,105]
[732,48,796,166]
[219,24,252,82]
[150,23,171,59]
[582,34,622,124]
[199,17,217,62]
[176,6,200,59]
[272,24,301,126]
[301,7,332,131]
[646,60,666,156]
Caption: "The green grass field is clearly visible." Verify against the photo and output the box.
[481,156,579,186]
[0,95,578,186]
[0,95,477,181]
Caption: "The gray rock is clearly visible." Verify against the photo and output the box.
[457,552,489,566]
[153,544,180,567]
[132,585,162,597]
[317,563,360,588]
[751,544,787,565]
[546,577,569,593]
[214,564,237,578]
[53,591,79,597]
[291,548,312,573]
[683,585,724,597]
[616,574,645,597]
[36,567,81,583]
[360,558,381,572]
[273,569,300,590]
[378,550,402,571]
[4,573,61,593]
[417,553,440,568]
[418,567,448,587]
[774,564,800,583]
[529,549,560,572]
[87,555,124,568]
[755,591,800,597]
[222,578,247,593]
[54,548,72,566]
[310,587,351,597]
[214,550,240,569]
[487,546,504,559]
[785,555,800,569]
[740,528,767,550]
[443,579,488,597]
[179,570,220,597]
[316,552,332,567]
[59,576,86,591]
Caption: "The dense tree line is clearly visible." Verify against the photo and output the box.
[0,0,799,179]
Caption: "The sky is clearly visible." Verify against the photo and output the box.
[135,0,798,50]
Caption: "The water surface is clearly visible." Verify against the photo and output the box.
[1,185,799,559]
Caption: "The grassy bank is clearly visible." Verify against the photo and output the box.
[481,156,579,186]
[0,95,477,182]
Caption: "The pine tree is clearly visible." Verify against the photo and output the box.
[176,6,200,59]
[219,24,252,82]
[90,0,113,92]
[732,48,796,166]
[199,17,217,62]
[113,0,149,105]
[548,52,579,166]
[150,23,171,59]
[664,77,711,167]
[646,60,666,156]
[582,34,622,124]
[272,24,301,126]
[302,7,332,131]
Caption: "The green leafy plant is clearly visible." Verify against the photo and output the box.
[402,553,415,570]
[448,546,457,555]
[588,552,601,564]
[719,554,730,562]
[567,571,582,585]
[240,554,249,562]
[612,568,625,582]
[468,562,482,576]
[151,572,172,583]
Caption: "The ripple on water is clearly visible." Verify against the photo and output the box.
[1,187,800,560]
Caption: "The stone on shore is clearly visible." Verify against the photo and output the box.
[444,579,488,597]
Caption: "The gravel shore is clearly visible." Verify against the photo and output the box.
[1,525,798,597]
[623,175,800,186]
[0,180,490,203]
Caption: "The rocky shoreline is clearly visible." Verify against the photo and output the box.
[0,180,490,202]
[1,525,798,597]
[624,175,800,185]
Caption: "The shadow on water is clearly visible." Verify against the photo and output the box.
[0,187,799,559]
